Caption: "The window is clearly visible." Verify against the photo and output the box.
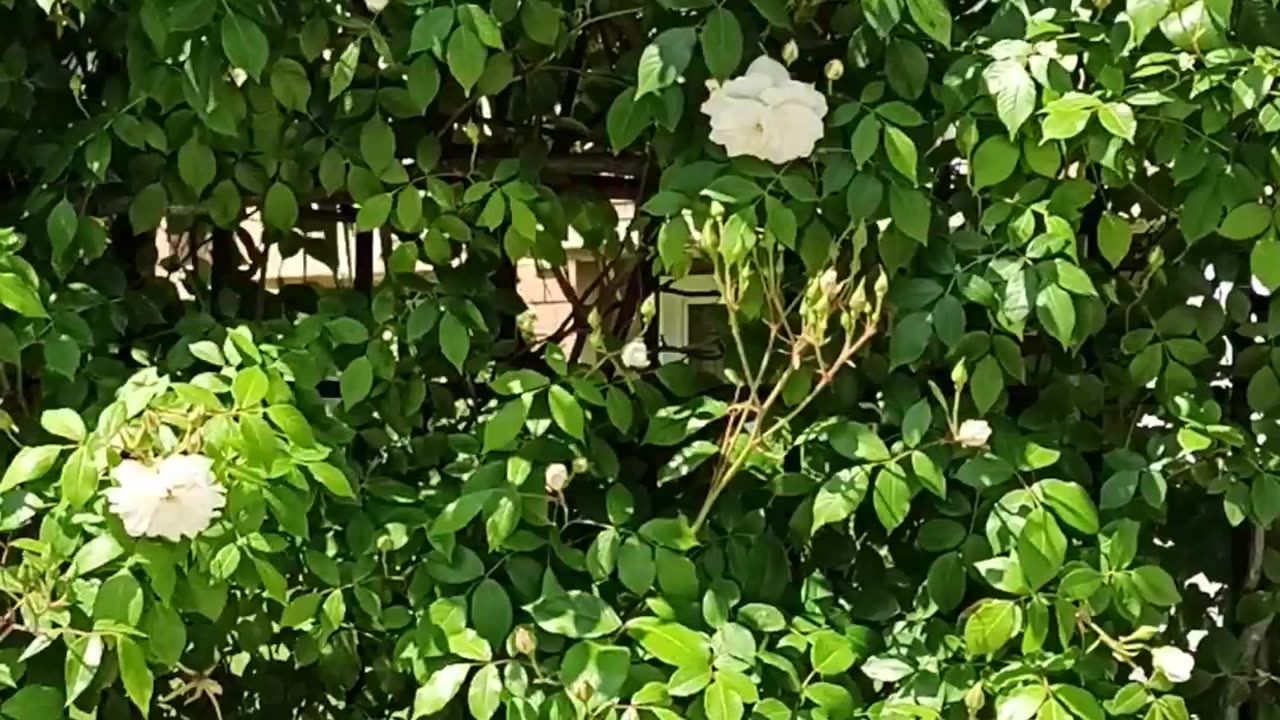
[658,274,730,371]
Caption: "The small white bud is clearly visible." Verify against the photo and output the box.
[782,40,800,66]
[954,419,991,448]
[544,463,569,493]
[365,0,390,12]
[824,59,844,81]
[621,339,650,369]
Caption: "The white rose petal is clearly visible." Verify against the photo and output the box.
[105,454,226,542]
[1151,646,1195,683]
[545,463,569,493]
[621,339,650,369]
[955,419,992,448]
[700,56,828,165]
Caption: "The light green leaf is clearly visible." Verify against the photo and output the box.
[636,27,697,98]
[983,60,1036,135]
[439,312,471,371]
[413,664,471,719]
[117,637,153,717]
[883,126,918,184]
[548,385,586,439]
[905,0,952,47]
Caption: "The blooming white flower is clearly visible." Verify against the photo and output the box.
[365,0,390,12]
[819,268,840,295]
[1151,646,1194,683]
[105,454,226,541]
[544,463,569,493]
[700,56,828,165]
[621,339,650,369]
[955,419,992,448]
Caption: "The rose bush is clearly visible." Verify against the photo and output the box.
[0,0,1276,720]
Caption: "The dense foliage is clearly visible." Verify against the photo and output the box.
[2,0,1280,718]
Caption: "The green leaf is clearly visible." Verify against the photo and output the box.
[117,637,153,717]
[407,54,442,110]
[41,408,84,442]
[129,182,167,233]
[413,664,471,719]
[520,0,561,44]
[965,599,1021,657]
[905,0,952,47]
[1098,102,1136,142]
[701,8,742,79]
[1017,508,1067,590]
[1252,239,1280,292]
[263,182,298,230]
[1128,0,1172,45]
[1037,480,1100,534]
[636,27,697,98]
[281,593,322,628]
[360,117,396,173]
[883,126,918,184]
[972,135,1019,189]
[1,686,63,719]
[447,27,487,95]
[483,399,527,451]
[626,618,711,667]
[704,678,744,720]
[527,591,623,638]
[467,664,502,720]
[889,185,930,242]
[1131,565,1181,606]
[970,354,1004,414]
[471,579,513,646]
[810,630,855,675]
[340,356,373,409]
[411,7,455,55]
[46,198,77,268]
[1219,202,1272,240]
[997,686,1047,720]
[873,466,912,533]
[811,468,870,535]
[60,448,97,509]
[270,58,311,111]
[1035,285,1076,348]
[221,13,269,80]
[1098,212,1133,268]
[0,445,62,493]
[619,536,656,594]
[984,60,1036,135]
[606,87,652,153]
[548,385,586,439]
[927,552,966,611]
[65,634,104,705]
[308,461,355,498]
[439,312,470,371]
[356,193,393,231]
[1042,109,1092,140]
[889,312,932,367]
[330,41,361,99]
[1054,686,1104,720]
[851,115,881,168]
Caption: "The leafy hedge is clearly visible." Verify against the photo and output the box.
[0,0,1279,719]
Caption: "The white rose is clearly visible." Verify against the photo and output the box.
[700,56,828,165]
[621,339,650,369]
[955,419,992,448]
[545,463,569,493]
[366,0,390,12]
[1151,646,1194,683]
[105,454,226,541]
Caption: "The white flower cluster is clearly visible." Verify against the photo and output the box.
[106,454,226,541]
[701,57,828,164]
